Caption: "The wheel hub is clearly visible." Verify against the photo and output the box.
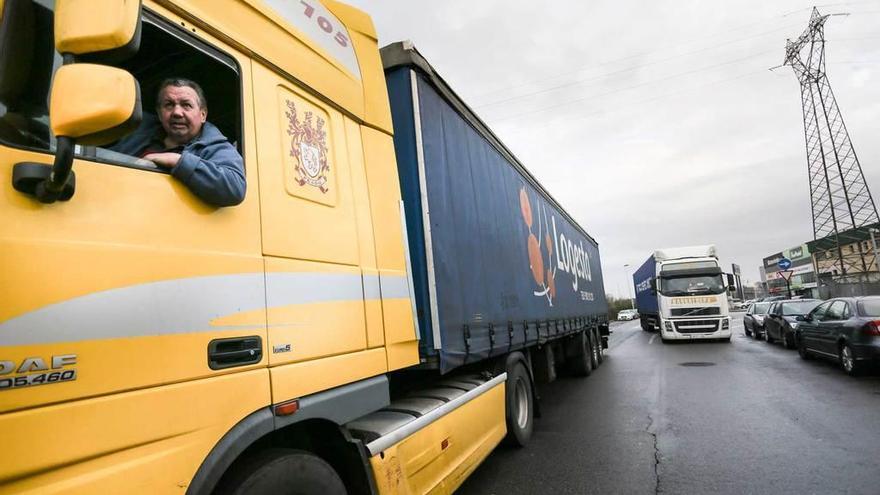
[842,346,854,372]
[514,378,529,429]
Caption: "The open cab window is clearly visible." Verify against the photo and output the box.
[0,0,242,172]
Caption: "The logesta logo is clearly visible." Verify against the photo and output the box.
[520,187,592,306]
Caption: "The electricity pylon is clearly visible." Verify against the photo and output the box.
[783,7,879,279]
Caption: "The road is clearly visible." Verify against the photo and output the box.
[458,313,880,494]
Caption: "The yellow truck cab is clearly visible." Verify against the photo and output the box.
[0,1,608,493]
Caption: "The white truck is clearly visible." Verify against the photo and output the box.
[632,245,733,342]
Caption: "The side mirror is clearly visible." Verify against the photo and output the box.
[649,278,657,295]
[55,0,142,63]
[12,64,141,202]
[50,64,142,145]
[10,0,142,203]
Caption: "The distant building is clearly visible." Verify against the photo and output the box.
[808,225,880,281]
[752,281,767,299]
[762,244,817,298]
[807,225,880,297]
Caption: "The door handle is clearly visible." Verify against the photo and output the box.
[208,336,262,370]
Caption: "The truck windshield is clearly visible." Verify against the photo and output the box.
[659,275,725,296]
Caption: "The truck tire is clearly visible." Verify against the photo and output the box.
[567,330,594,377]
[593,327,604,365]
[589,328,600,369]
[218,448,346,495]
[504,360,534,447]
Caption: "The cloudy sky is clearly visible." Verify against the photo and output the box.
[344,0,880,299]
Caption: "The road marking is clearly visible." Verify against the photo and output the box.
[649,334,657,345]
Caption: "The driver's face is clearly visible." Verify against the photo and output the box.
[157,85,206,146]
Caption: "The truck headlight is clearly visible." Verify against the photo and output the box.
[722,319,730,330]
[664,321,673,331]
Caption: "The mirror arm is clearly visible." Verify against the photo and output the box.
[36,136,77,203]
[12,54,79,204]
[40,55,80,201]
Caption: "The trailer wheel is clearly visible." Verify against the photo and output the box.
[589,328,600,369]
[593,328,604,365]
[218,448,346,495]
[504,360,534,447]
[567,330,594,377]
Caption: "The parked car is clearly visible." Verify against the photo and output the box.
[744,301,772,339]
[763,299,822,349]
[796,296,880,376]
[617,309,639,321]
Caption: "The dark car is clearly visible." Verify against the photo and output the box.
[796,296,880,376]
[763,299,822,349]
[744,301,772,339]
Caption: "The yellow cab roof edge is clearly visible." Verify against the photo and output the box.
[323,0,378,41]
[151,0,387,132]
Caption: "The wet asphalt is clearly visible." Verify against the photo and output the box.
[458,313,880,494]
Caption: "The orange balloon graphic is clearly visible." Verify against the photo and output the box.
[528,234,544,285]
[547,269,556,299]
[545,232,553,256]
[520,188,533,228]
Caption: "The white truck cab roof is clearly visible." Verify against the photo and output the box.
[654,245,717,262]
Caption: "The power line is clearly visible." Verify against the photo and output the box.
[485,58,878,138]
[490,69,768,138]
[466,4,829,104]
[472,23,802,110]
[488,49,776,123]
[466,2,880,107]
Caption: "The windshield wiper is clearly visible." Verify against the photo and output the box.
[663,290,688,296]
[687,287,713,294]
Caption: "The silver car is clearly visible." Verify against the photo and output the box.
[617,309,639,321]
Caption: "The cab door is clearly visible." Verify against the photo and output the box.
[0,3,269,491]
[251,62,386,403]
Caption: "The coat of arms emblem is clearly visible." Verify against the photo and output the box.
[285,100,330,193]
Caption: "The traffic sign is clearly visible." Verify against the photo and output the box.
[778,257,792,270]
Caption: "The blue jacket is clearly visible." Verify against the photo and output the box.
[113,116,246,207]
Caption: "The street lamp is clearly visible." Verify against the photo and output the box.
[623,263,634,310]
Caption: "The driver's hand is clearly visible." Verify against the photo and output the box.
[143,152,182,169]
